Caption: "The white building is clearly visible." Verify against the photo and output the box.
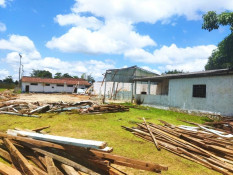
[21,76,90,93]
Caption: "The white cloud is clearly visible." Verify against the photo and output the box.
[46,20,155,54]
[0,69,9,80]
[0,35,114,80]
[0,22,6,32]
[72,0,233,23]
[141,66,161,75]
[125,44,216,72]
[0,0,6,7]
[55,14,103,30]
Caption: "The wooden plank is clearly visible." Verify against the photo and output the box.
[7,129,106,149]
[0,111,40,118]
[143,117,160,151]
[3,138,39,175]
[45,156,57,175]
[32,126,50,132]
[0,147,12,162]
[29,147,100,175]
[61,164,79,175]
[0,161,22,175]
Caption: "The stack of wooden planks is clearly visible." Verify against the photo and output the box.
[0,127,167,175]
[205,118,233,133]
[79,104,129,114]
[122,119,233,175]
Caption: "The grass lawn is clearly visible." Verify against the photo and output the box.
[0,106,220,175]
[0,88,7,92]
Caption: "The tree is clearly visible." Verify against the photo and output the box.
[81,73,86,79]
[73,76,79,79]
[202,11,233,70]
[62,73,73,78]
[162,70,184,75]
[54,72,62,79]
[3,76,14,84]
[30,70,52,78]
[87,75,95,84]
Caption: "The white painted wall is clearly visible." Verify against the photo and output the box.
[135,75,233,116]
[21,82,86,93]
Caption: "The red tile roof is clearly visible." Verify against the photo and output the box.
[21,76,91,86]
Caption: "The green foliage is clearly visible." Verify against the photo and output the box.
[163,69,184,74]
[202,11,233,31]
[2,76,14,84]
[54,72,62,79]
[62,73,73,78]
[87,74,95,84]
[30,69,52,78]
[205,33,233,70]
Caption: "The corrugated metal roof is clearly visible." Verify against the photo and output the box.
[21,76,91,86]
[134,69,233,81]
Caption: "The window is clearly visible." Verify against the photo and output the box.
[30,83,38,85]
[193,85,206,98]
[45,84,50,86]
[57,84,64,87]
[67,85,73,87]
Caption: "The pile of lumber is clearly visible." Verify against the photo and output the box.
[79,104,129,114]
[0,91,17,102]
[0,101,129,117]
[122,119,233,175]
[0,127,167,175]
[205,118,233,133]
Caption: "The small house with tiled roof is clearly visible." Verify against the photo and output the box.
[21,76,91,93]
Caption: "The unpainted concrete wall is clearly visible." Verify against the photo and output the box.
[168,75,233,116]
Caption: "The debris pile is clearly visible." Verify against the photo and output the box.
[0,101,129,117]
[123,119,233,175]
[205,118,233,133]
[0,91,17,102]
[0,127,167,174]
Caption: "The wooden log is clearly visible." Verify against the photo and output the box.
[3,138,39,175]
[30,105,50,114]
[0,111,40,118]
[45,156,58,175]
[0,147,12,162]
[61,164,79,175]
[32,126,50,132]
[29,147,100,175]
[143,117,160,151]
[0,161,22,175]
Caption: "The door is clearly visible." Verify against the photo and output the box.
[25,85,29,93]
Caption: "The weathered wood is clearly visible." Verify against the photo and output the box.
[32,126,50,132]
[143,117,160,151]
[45,156,58,175]
[30,105,50,114]
[0,111,40,118]
[3,138,39,175]
[0,161,22,175]
[0,147,12,162]
[61,164,79,175]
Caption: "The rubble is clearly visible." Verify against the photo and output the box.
[123,120,233,175]
[0,127,168,174]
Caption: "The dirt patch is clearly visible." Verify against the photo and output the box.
[10,93,91,103]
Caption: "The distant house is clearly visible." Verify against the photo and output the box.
[134,69,233,116]
[21,76,90,93]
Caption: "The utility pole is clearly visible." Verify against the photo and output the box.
[19,53,22,88]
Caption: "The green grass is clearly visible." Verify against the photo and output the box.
[0,88,7,92]
[0,106,219,175]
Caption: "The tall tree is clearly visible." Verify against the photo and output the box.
[62,73,73,78]
[30,70,52,78]
[3,76,14,84]
[87,75,95,84]
[202,11,233,70]
[81,73,86,79]
[54,72,62,79]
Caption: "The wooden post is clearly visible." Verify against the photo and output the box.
[103,81,107,103]
[131,83,134,103]
[148,80,151,95]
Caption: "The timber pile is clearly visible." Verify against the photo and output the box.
[205,118,233,133]
[0,127,167,175]
[122,120,233,175]
[0,91,17,102]
[79,104,129,114]
[0,100,129,117]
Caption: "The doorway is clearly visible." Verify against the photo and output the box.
[25,85,29,93]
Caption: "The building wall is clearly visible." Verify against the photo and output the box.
[135,75,233,116]
[168,75,233,116]
[22,82,86,93]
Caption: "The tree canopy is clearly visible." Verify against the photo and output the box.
[30,69,52,78]
[162,70,184,75]
[202,11,233,70]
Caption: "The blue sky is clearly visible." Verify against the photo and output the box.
[0,0,232,80]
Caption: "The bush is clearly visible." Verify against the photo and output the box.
[135,96,144,105]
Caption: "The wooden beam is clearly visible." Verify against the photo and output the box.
[0,161,22,175]
[61,164,79,175]
[3,138,39,175]
[45,156,58,175]
[143,117,160,151]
